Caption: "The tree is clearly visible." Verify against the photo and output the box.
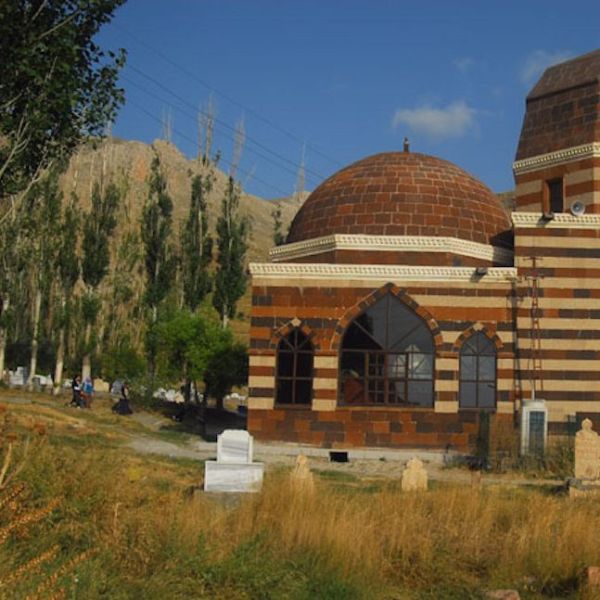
[141,155,176,377]
[52,193,80,394]
[213,177,249,328]
[271,202,286,246]
[181,172,213,312]
[21,173,62,388]
[0,207,28,376]
[81,181,119,379]
[204,342,248,410]
[155,309,247,408]
[0,1,126,208]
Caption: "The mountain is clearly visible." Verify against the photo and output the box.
[61,137,305,263]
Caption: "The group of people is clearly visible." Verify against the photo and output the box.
[70,375,132,415]
[70,375,94,408]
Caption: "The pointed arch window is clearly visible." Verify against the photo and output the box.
[459,332,497,409]
[276,329,314,405]
[340,294,434,407]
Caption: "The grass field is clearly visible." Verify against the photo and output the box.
[1,393,599,599]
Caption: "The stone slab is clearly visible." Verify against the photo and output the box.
[575,419,600,480]
[217,429,253,464]
[204,461,264,493]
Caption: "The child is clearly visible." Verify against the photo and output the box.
[70,375,82,408]
[81,376,94,408]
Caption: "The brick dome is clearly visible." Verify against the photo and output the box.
[287,152,511,248]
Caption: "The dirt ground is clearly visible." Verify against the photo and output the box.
[0,388,563,488]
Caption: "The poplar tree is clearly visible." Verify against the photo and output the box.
[141,155,176,376]
[52,193,80,394]
[213,177,249,328]
[22,174,62,388]
[81,182,119,379]
[271,202,286,246]
[181,172,213,312]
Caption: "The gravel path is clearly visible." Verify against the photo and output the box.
[1,392,564,487]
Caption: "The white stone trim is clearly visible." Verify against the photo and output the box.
[512,211,600,229]
[513,143,600,175]
[249,262,517,283]
[269,234,513,265]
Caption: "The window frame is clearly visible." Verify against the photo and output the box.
[339,294,435,408]
[544,177,564,214]
[458,332,497,410]
[275,328,314,406]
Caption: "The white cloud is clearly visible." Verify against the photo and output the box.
[391,101,477,140]
[520,50,573,84]
[454,57,475,74]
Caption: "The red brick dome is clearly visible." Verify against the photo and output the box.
[288,152,511,248]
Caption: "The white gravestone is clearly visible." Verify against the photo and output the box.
[204,429,264,493]
[217,429,253,464]
[575,419,600,480]
[401,457,428,492]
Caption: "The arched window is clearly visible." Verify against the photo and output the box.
[276,329,314,405]
[340,294,434,407]
[459,332,496,409]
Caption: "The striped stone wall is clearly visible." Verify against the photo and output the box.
[514,156,600,213]
[514,216,600,430]
[248,271,516,450]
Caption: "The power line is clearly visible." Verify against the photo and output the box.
[113,23,343,169]
[125,96,291,198]
[122,68,325,186]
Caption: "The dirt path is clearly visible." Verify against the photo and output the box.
[0,391,564,488]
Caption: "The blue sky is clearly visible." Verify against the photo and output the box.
[97,1,600,199]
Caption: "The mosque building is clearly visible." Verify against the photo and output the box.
[246,49,600,452]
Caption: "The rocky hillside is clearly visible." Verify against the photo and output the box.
[60,137,305,262]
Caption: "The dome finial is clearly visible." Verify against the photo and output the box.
[403,137,410,153]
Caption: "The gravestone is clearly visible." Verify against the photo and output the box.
[204,429,264,493]
[569,419,600,498]
[290,454,314,493]
[575,419,600,480]
[217,429,253,464]
[401,457,428,492]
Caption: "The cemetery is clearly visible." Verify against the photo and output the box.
[2,2,600,597]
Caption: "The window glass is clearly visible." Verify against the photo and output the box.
[340,294,434,406]
[479,355,496,381]
[277,351,294,377]
[276,329,314,405]
[459,331,496,409]
[459,382,477,408]
[548,179,563,213]
[296,352,313,377]
[460,355,477,380]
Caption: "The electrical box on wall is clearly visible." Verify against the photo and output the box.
[520,400,548,456]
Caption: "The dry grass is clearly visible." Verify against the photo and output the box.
[0,400,599,598]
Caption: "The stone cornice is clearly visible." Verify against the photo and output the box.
[250,262,518,283]
[512,211,600,229]
[269,234,514,265]
[513,143,600,175]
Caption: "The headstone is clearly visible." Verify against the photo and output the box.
[204,462,264,493]
[290,454,314,493]
[486,591,520,600]
[217,429,253,464]
[575,419,600,480]
[401,457,428,492]
[204,430,264,493]
[94,378,110,393]
[585,566,600,587]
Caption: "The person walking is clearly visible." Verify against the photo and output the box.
[70,375,83,408]
[81,376,94,408]
[112,380,132,415]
